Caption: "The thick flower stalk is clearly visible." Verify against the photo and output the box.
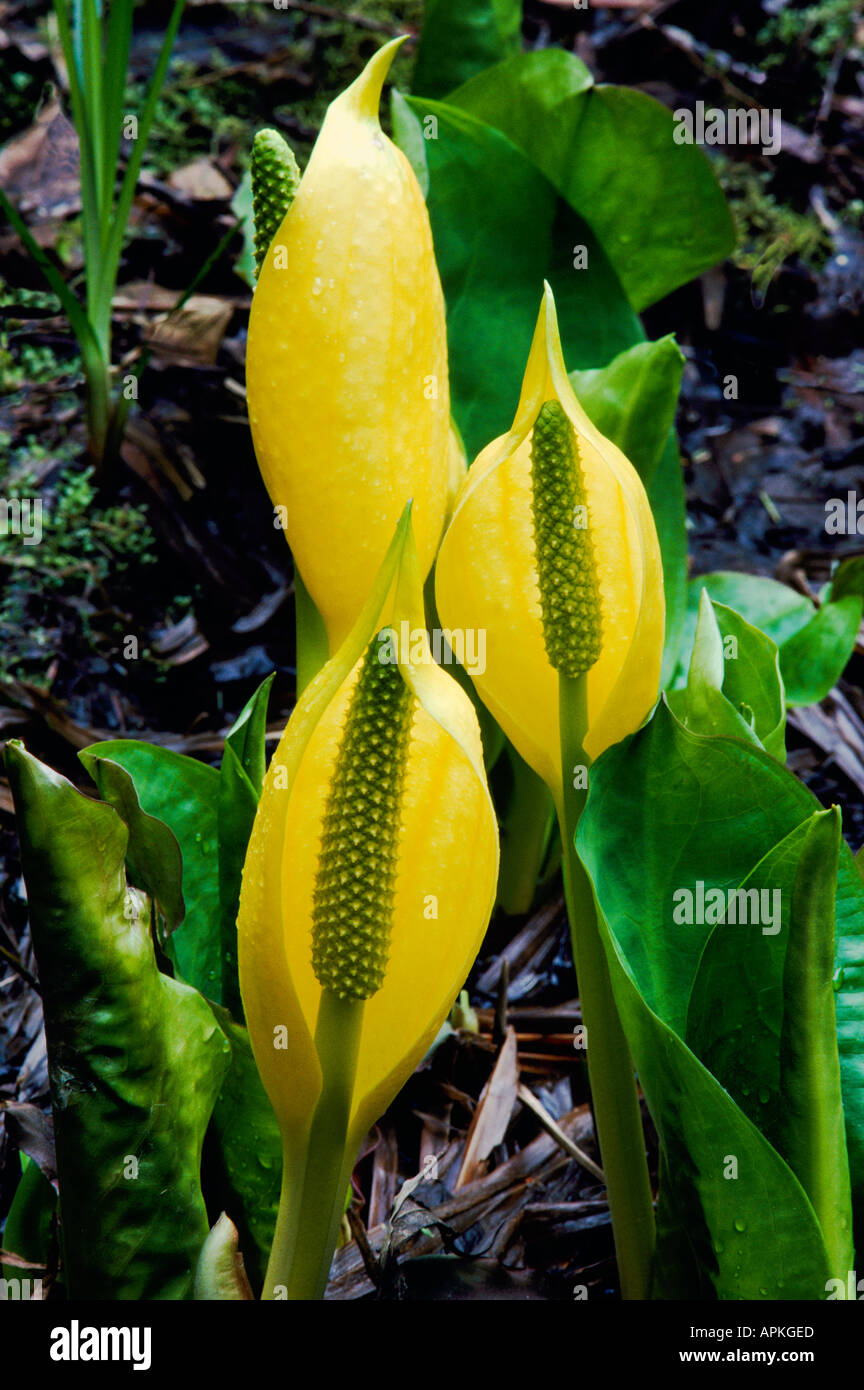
[238,509,499,1299]
[245,39,451,658]
[436,285,665,1299]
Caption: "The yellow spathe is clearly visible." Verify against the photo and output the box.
[246,39,450,655]
[238,512,498,1147]
[436,285,665,797]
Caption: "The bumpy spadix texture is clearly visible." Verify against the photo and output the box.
[246,39,450,653]
[312,637,414,1000]
[250,128,301,277]
[436,287,664,796]
[531,401,603,678]
[238,519,499,1147]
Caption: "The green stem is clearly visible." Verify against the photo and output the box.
[295,568,330,696]
[557,671,655,1300]
[261,1135,309,1301]
[278,990,364,1300]
[83,358,113,472]
[497,746,555,915]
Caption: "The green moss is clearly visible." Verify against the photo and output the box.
[757,0,860,73]
[0,282,79,391]
[715,156,833,299]
[0,457,163,687]
[0,52,41,143]
[127,58,256,176]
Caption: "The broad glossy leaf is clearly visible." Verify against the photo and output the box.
[780,594,863,706]
[204,1009,281,1294]
[448,50,736,311]
[570,336,686,683]
[393,96,643,461]
[579,704,864,1288]
[394,100,686,677]
[5,743,229,1299]
[601,943,834,1298]
[83,740,221,1000]
[569,336,683,493]
[79,748,185,938]
[217,746,255,1021]
[669,592,785,759]
[224,673,272,797]
[586,780,814,1298]
[412,0,523,100]
[682,572,814,654]
[0,1157,56,1288]
[709,602,785,759]
[652,436,689,688]
[686,811,852,1277]
[217,675,274,1019]
[681,572,862,706]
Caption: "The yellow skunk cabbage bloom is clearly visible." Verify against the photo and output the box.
[238,509,498,1298]
[246,38,451,655]
[435,285,664,798]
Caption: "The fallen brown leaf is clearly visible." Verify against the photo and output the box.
[0,92,80,221]
[146,295,233,367]
[456,1026,519,1188]
[168,158,234,202]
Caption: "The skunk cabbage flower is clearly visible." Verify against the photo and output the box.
[238,509,498,1298]
[249,127,301,277]
[246,39,451,654]
[435,285,665,797]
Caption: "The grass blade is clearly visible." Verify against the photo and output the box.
[0,186,110,454]
[102,0,134,232]
[99,0,184,313]
[53,0,103,341]
[80,0,105,210]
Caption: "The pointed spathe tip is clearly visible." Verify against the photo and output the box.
[339,35,409,122]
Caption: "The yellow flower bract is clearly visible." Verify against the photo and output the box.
[436,286,665,797]
[246,39,451,656]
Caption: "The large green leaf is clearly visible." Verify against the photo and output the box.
[5,742,229,1299]
[393,95,643,462]
[680,571,863,706]
[0,1157,56,1291]
[203,1008,282,1294]
[217,675,273,1021]
[393,100,688,675]
[570,337,683,494]
[79,749,185,940]
[780,595,863,706]
[686,811,852,1279]
[84,677,273,1016]
[81,739,221,1000]
[570,337,687,684]
[578,704,864,1293]
[681,572,813,654]
[412,0,522,100]
[448,50,736,312]
[223,673,272,796]
[668,591,786,759]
